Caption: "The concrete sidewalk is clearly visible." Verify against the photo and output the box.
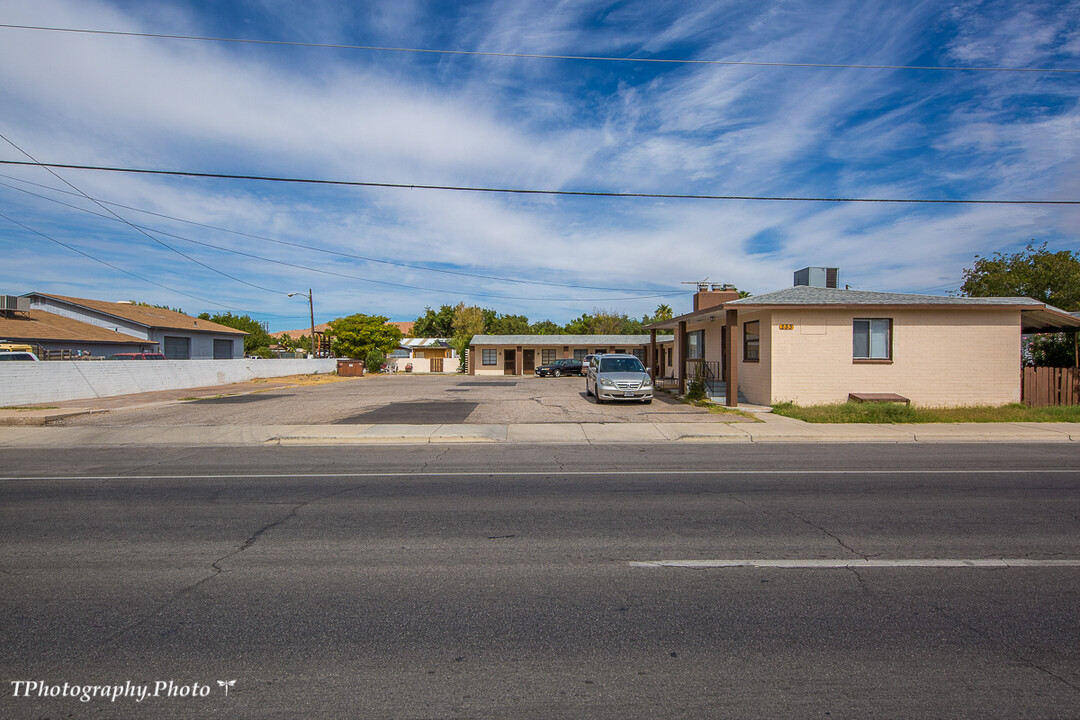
[1,416,1077,446]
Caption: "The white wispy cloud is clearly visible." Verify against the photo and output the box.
[0,0,1076,327]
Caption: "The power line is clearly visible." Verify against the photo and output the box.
[1,160,1076,205]
[1,23,1076,74]
[0,136,289,297]
[0,211,243,311]
[0,171,668,294]
[0,179,683,303]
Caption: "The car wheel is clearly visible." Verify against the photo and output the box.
[643,398,652,404]
[595,386,603,404]
[585,381,592,396]
[553,369,561,378]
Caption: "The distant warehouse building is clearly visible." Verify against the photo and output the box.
[18,293,246,359]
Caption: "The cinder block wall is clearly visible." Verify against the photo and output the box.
[0,359,337,405]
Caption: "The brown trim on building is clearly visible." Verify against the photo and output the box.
[678,320,688,394]
[725,308,738,407]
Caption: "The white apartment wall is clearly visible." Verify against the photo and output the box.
[0,358,336,405]
[386,357,461,373]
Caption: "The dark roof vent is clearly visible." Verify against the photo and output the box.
[794,267,839,289]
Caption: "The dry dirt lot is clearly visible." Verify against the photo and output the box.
[61,374,750,426]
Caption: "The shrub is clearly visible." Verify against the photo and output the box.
[685,376,707,401]
[364,348,386,374]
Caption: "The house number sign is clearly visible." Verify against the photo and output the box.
[778,324,795,330]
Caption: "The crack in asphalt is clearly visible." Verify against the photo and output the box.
[845,566,882,604]
[786,511,869,560]
[728,493,869,560]
[419,446,451,473]
[931,603,1080,695]
[116,449,205,477]
[93,483,366,648]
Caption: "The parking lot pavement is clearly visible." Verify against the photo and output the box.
[55,374,745,427]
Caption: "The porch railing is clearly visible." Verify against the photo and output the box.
[685,359,721,391]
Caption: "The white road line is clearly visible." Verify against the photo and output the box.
[629,559,1080,569]
[1,469,1079,481]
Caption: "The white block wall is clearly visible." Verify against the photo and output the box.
[0,359,337,405]
[386,357,461,373]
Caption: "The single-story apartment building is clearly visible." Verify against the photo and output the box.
[23,293,247,359]
[468,334,674,376]
[644,270,1080,407]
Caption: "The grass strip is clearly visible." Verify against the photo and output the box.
[772,401,1080,423]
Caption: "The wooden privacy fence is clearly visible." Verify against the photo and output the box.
[1021,367,1080,407]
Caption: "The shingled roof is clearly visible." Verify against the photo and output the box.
[470,334,674,345]
[0,310,152,346]
[34,294,246,334]
[727,286,1044,307]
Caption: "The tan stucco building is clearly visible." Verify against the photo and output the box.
[645,280,1079,408]
[468,335,674,376]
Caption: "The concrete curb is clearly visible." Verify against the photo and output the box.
[0,409,101,426]
[1,422,1077,447]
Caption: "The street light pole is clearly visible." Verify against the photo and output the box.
[288,289,316,359]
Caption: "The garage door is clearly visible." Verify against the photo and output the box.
[213,339,233,359]
[163,336,191,359]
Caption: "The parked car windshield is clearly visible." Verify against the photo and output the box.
[598,356,645,373]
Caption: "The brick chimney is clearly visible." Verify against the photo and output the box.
[693,285,740,311]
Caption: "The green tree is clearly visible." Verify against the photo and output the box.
[481,308,498,333]
[529,319,561,335]
[327,314,403,359]
[489,313,530,335]
[590,308,641,335]
[200,312,273,355]
[412,305,456,337]
[135,301,184,313]
[563,313,592,335]
[652,304,674,322]
[960,242,1080,311]
[450,303,487,361]
[961,242,1079,367]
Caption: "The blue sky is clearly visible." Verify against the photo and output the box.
[0,0,1077,331]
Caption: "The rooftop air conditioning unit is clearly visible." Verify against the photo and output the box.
[794,267,839,289]
[0,295,30,313]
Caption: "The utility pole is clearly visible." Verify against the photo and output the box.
[308,288,316,358]
[288,289,317,358]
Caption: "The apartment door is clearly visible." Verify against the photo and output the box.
[522,349,535,374]
[503,349,516,375]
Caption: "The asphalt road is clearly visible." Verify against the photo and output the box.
[2,443,1079,719]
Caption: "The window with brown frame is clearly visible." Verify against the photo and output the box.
[743,321,760,362]
[853,318,892,360]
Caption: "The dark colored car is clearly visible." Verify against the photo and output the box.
[107,353,167,360]
[535,357,583,377]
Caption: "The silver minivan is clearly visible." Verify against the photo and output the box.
[585,353,653,404]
